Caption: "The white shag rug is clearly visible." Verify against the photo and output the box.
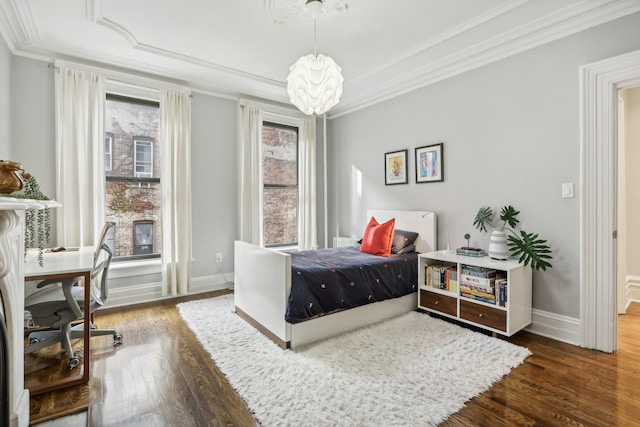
[177,295,530,427]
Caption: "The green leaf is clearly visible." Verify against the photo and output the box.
[507,231,553,271]
[473,206,494,233]
[500,205,520,229]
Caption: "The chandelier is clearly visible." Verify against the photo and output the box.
[286,0,344,115]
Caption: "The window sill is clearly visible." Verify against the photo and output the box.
[271,245,298,252]
[109,257,161,278]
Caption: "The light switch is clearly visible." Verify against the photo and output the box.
[562,183,574,198]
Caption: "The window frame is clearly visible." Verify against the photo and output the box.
[104,92,161,262]
[134,139,154,178]
[133,220,155,255]
[261,120,300,248]
[104,134,113,172]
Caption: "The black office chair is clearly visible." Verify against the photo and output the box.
[24,223,123,369]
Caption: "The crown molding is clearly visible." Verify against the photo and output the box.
[349,0,531,84]
[328,0,640,118]
[0,0,38,50]
[2,0,640,118]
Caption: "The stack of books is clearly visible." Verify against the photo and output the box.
[456,247,486,257]
[459,265,502,305]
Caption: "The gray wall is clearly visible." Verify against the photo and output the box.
[0,35,10,158]
[11,58,55,197]
[11,57,57,242]
[9,57,241,283]
[327,12,640,319]
[7,55,328,287]
[190,93,237,277]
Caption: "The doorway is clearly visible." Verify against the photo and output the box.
[581,49,640,352]
[617,85,640,353]
[617,86,640,319]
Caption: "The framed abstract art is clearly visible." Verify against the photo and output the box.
[385,149,408,185]
[415,143,443,183]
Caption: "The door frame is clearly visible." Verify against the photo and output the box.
[580,49,640,352]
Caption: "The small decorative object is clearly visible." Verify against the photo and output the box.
[415,143,444,183]
[488,229,509,260]
[0,160,31,194]
[384,149,408,185]
[473,205,553,271]
[456,233,486,257]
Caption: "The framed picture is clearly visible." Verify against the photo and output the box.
[415,143,444,183]
[385,149,408,185]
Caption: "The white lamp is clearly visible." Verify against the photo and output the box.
[286,0,344,115]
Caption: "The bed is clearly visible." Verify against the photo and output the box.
[233,210,437,349]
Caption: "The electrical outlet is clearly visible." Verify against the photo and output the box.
[216,253,223,263]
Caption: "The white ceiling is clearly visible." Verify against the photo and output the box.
[1,0,640,116]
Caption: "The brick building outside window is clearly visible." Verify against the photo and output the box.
[104,95,162,259]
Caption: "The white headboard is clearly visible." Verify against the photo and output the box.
[366,210,437,254]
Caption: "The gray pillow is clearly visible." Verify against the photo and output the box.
[391,229,419,254]
[395,244,416,255]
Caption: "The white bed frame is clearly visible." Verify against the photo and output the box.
[233,210,437,349]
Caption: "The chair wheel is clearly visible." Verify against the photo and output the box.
[113,333,123,345]
[29,337,41,345]
[69,356,81,369]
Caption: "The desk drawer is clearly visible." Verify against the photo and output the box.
[420,290,457,317]
[460,300,506,332]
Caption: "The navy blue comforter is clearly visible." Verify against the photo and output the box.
[284,246,418,323]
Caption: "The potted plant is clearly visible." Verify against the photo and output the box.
[2,176,53,265]
[473,205,552,271]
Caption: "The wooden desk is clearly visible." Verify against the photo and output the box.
[24,246,94,396]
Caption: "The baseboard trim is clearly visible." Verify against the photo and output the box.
[625,278,640,303]
[526,308,580,346]
[103,277,583,348]
[104,273,233,308]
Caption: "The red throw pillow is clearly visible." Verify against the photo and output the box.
[360,217,395,257]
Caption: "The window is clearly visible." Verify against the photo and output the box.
[262,121,298,247]
[105,94,161,260]
[134,140,153,178]
[134,221,154,255]
[104,134,113,171]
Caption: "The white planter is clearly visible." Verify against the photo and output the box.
[488,229,510,260]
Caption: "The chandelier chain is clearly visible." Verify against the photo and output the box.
[314,19,317,57]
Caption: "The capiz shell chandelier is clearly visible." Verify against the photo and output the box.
[286,0,344,115]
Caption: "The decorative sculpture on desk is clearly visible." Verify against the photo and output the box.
[0,160,31,194]
[455,233,486,257]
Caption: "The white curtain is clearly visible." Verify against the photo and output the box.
[298,116,317,250]
[55,67,106,246]
[238,104,263,245]
[160,89,192,296]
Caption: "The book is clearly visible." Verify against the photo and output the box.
[456,247,486,257]
[459,274,495,289]
[447,268,458,293]
[496,279,508,307]
[461,266,496,278]
[460,286,496,304]
[431,266,441,288]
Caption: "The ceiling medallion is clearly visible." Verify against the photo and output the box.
[263,0,348,24]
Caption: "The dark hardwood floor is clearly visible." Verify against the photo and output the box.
[28,292,640,426]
